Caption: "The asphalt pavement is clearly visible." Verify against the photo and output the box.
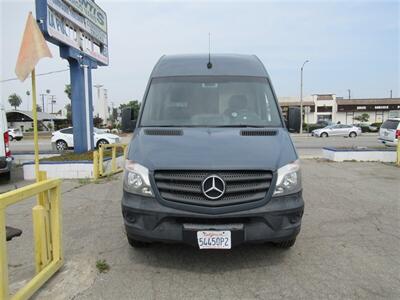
[4,159,400,299]
[9,133,381,158]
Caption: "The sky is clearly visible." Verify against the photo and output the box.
[1,0,399,113]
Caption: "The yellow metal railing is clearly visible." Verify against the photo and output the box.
[93,143,128,179]
[0,172,63,300]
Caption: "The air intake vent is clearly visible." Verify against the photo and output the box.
[144,129,183,136]
[240,130,277,136]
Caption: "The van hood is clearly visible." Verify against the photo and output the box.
[128,128,298,171]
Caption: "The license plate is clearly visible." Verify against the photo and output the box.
[384,132,388,136]
[197,231,231,249]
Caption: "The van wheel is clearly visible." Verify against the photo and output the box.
[320,132,328,138]
[56,140,68,151]
[16,137,22,141]
[274,238,296,249]
[9,136,14,141]
[127,236,150,248]
[349,132,357,138]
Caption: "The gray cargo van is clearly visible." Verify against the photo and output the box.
[122,54,304,249]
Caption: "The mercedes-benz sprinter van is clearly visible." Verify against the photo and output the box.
[122,54,304,249]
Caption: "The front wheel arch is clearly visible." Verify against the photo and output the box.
[349,131,357,137]
[96,139,109,149]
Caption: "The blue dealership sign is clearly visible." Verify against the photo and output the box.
[35,0,109,153]
[36,0,108,66]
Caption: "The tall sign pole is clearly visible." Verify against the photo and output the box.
[35,0,109,153]
[300,60,309,134]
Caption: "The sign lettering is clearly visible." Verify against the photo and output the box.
[44,0,108,65]
[63,0,107,32]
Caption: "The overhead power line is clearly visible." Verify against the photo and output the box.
[0,68,70,83]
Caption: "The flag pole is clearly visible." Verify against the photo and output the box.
[31,68,40,181]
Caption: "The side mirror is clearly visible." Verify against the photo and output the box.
[121,108,137,133]
[287,107,301,133]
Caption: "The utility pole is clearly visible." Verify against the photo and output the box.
[390,90,393,98]
[94,84,103,102]
[300,60,309,134]
[39,94,45,112]
[347,89,351,100]
[48,95,56,113]
[39,89,50,112]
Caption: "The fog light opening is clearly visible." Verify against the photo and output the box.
[125,212,137,223]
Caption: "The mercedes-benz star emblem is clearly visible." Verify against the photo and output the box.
[202,175,226,200]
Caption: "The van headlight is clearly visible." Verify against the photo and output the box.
[123,160,153,197]
[273,160,302,196]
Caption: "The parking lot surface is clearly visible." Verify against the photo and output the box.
[10,133,381,158]
[5,160,400,299]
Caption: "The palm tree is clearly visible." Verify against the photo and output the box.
[64,84,71,100]
[8,93,22,110]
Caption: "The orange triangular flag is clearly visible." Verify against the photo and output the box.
[15,12,52,81]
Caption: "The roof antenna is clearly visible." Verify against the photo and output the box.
[207,32,213,69]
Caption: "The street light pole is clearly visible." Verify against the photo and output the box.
[300,60,309,134]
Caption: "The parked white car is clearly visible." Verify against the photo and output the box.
[51,127,120,151]
[8,128,23,141]
[378,118,400,147]
[312,124,361,138]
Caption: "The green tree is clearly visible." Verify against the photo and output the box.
[64,84,71,100]
[93,116,103,128]
[65,103,72,122]
[120,100,141,120]
[354,113,370,123]
[8,93,22,110]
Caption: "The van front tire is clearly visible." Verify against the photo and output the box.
[274,238,296,249]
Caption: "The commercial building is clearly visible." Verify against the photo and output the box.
[94,87,109,125]
[278,94,400,125]
[6,110,67,132]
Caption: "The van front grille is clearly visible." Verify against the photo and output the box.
[153,170,273,207]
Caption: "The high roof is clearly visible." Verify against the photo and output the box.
[151,54,269,78]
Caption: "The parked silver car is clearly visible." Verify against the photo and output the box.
[312,124,361,137]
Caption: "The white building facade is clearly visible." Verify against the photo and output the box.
[94,88,109,124]
[278,94,400,125]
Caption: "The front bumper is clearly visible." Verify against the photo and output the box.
[121,191,304,247]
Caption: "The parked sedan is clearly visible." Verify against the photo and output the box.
[312,124,361,138]
[51,127,120,151]
[8,128,23,141]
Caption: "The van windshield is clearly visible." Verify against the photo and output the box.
[140,76,282,127]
